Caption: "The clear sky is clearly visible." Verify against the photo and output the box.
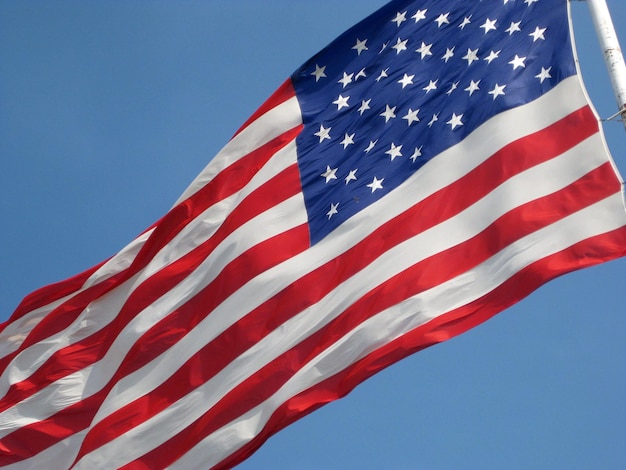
[1,1,625,469]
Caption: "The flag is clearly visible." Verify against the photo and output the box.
[1,0,626,468]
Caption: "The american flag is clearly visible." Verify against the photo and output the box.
[1,0,626,468]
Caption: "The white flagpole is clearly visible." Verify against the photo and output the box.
[586,0,626,130]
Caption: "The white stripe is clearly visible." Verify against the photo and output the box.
[87,190,306,419]
[0,295,70,361]
[170,193,626,470]
[83,228,153,288]
[2,431,87,470]
[73,133,611,468]
[0,271,142,400]
[0,138,299,397]
[150,138,301,279]
[0,95,301,365]
[0,229,153,364]
[0,193,306,438]
[174,96,302,205]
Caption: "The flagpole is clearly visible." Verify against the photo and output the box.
[586,0,626,131]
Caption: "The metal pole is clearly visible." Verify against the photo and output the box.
[586,0,626,130]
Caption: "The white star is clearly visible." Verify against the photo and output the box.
[345,170,358,185]
[385,143,403,161]
[480,18,497,33]
[410,146,423,162]
[484,50,501,64]
[428,113,439,127]
[379,42,389,53]
[447,113,464,130]
[315,124,331,143]
[465,80,481,96]
[358,99,372,115]
[447,81,459,95]
[434,12,450,27]
[504,0,515,3]
[338,72,354,88]
[355,68,367,80]
[416,42,433,59]
[376,68,390,82]
[488,83,507,100]
[392,37,409,54]
[403,108,420,126]
[506,21,522,35]
[535,66,552,83]
[423,79,438,93]
[333,94,350,111]
[392,11,407,27]
[311,64,327,82]
[412,9,427,23]
[398,73,415,88]
[509,54,526,70]
[367,176,384,193]
[352,39,368,55]
[321,165,338,183]
[327,202,339,219]
[459,16,472,29]
[340,133,355,149]
[364,140,377,153]
[463,48,480,65]
[380,105,397,123]
[529,26,547,42]
[525,0,539,5]
[442,47,455,62]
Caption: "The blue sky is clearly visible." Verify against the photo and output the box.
[1,1,625,468]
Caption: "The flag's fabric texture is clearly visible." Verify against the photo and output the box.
[2,0,626,468]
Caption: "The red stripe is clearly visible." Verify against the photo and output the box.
[113,228,311,381]
[117,162,618,468]
[0,116,301,367]
[3,80,296,327]
[0,271,132,374]
[0,387,100,459]
[233,80,296,137]
[1,261,106,333]
[0,163,303,414]
[0,224,309,466]
[214,225,626,470]
[126,124,303,273]
[73,223,310,461]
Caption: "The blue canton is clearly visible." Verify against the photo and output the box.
[291,0,575,245]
